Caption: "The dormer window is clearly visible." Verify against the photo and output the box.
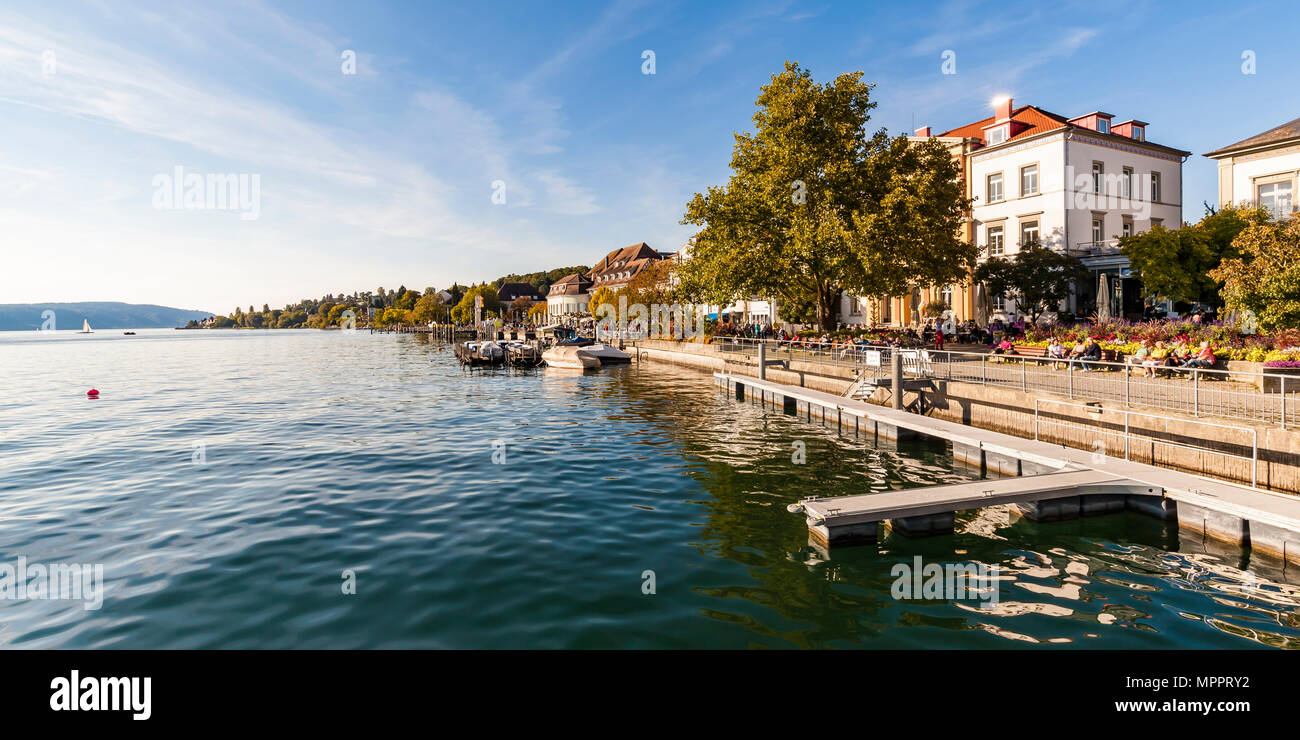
[986,124,1008,145]
[1131,126,1145,141]
[1097,118,1110,134]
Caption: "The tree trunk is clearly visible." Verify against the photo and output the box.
[816,285,836,331]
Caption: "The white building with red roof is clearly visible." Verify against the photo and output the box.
[931,97,1188,321]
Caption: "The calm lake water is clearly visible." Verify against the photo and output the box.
[1,328,1298,649]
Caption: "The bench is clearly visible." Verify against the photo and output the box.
[1011,344,1124,363]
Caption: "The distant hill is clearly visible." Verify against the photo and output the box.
[492,266,590,293]
[0,302,213,331]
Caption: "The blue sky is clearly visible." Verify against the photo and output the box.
[2,0,1296,312]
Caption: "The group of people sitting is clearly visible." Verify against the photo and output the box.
[1126,339,1218,377]
[989,335,1219,375]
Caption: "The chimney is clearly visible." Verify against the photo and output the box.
[914,126,931,137]
[995,96,1013,121]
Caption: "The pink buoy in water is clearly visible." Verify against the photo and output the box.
[86,389,99,397]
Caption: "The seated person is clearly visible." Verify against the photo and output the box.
[1069,337,1102,371]
[989,337,1016,355]
[1182,341,1217,371]
[1166,341,1191,367]
[1143,342,1169,376]
[1128,340,1151,372]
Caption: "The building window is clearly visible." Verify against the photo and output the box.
[986,125,1008,145]
[1021,220,1040,248]
[991,294,1007,312]
[987,173,1003,203]
[1150,172,1161,202]
[1122,167,1133,199]
[880,297,891,323]
[941,285,953,308]
[987,225,1004,256]
[1092,163,1104,195]
[850,296,862,314]
[1258,181,1294,219]
[1122,220,1133,238]
[1020,165,1038,196]
[1092,218,1104,243]
[1132,126,1145,141]
[1098,118,1110,134]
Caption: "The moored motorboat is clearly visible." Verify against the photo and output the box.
[504,341,543,367]
[542,346,599,369]
[580,343,631,365]
[454,341,505,365]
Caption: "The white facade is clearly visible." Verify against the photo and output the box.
[722,298,776,324]
[1213,147,1299,219]
[969,129,1184,317]
[547,294,588,317]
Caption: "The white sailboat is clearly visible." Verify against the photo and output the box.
[79,318,93,334]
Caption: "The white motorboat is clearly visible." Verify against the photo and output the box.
[579,343,631,365]
[542,346,599,369]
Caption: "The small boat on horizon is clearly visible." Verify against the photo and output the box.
[78,319,93,334]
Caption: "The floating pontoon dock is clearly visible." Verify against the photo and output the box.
[715,372,1300,563]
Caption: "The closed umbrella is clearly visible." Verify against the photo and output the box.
[1096,273,1111,321]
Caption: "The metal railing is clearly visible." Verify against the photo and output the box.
[928,348,1298,429]
[696,337,1300,429]
[1033,398,1259,488]
[709,335,899,373]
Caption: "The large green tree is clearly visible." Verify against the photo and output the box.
[412,294,444,324]
[1211,212,1300,332]
[973,245,1089,324]
[1118,204,1260,307]
[450,284,502,323]
[676,61,975,330]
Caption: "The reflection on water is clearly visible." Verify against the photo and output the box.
[0,328,1297,648]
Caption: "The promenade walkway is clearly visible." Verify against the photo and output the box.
[713,338,1300,429]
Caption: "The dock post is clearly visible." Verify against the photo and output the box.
[759,341,767,380]
[891,351,903,410]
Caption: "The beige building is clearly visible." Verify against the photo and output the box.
[1205,117,1299,219]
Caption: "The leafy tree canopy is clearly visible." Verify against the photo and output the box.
[973,245,1089,324]
[676,61,975,330]
[1211,212,1300,333]
[1119,204,1261,306]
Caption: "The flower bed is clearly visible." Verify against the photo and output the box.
[1023,318,1300,363]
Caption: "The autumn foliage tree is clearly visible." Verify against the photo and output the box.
[676,61,975,330]
[1119,204,1260,307]
[1211,212,1300,332]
